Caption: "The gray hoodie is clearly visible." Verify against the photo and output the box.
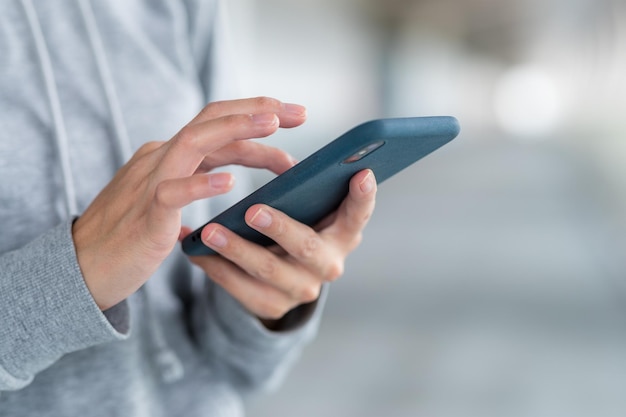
[0,1,322,416]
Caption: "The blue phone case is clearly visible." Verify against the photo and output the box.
[182,116,460,256]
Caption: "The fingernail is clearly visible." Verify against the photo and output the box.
[209,173,234,188]
[205,228,227,248]
[250,208,272,228]
[282,103,307,117]
[252,113,278,127]
[359,171,375,193]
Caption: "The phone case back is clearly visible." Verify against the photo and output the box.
[183,116,459,256]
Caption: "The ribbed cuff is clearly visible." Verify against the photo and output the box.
[0,220,130,389]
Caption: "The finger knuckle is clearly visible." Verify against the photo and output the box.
[349,232,363,251]
[270,216,286,238]
[125,144,162,174]
[278,150,294,166]
[220,114,250,133]
[325,260,344,282]
[360,210,373,224]
[136,141,163,156]
[253,256,278,281]
[218,141,249,165]
[347,207,373,229]
[153,182,173,208]
[205,260,230,283]
[123,156,149,180]
[174,125,200,148]
[297,283,321,304]
[226,239,244,259]
[199,100,226,119]
[258,300,287,320]
[227,141,247,154]
[297,235,322,260]
[254,96,281,110]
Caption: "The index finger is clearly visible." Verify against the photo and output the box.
[157,112,280,179]
[188,96,307,129]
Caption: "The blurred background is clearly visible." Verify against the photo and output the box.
[223,0,626,416]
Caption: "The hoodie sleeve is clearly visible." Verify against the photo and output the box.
[192,279,327,392]
[0,219,129,391]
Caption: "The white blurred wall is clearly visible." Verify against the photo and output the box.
[220,1,626,416]
[225,0,626,183]
[226,0,382,159]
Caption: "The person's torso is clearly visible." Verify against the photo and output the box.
[0,0,206,253]
[0,2,248,416]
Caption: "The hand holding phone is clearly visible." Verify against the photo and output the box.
[182,116,459,256]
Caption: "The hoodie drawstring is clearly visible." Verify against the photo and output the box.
[22,0,184,383]
[140,285,185,383]
[77,0,184,383]
[20,0,79,218]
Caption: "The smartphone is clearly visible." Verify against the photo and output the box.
[182,116,460,256]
